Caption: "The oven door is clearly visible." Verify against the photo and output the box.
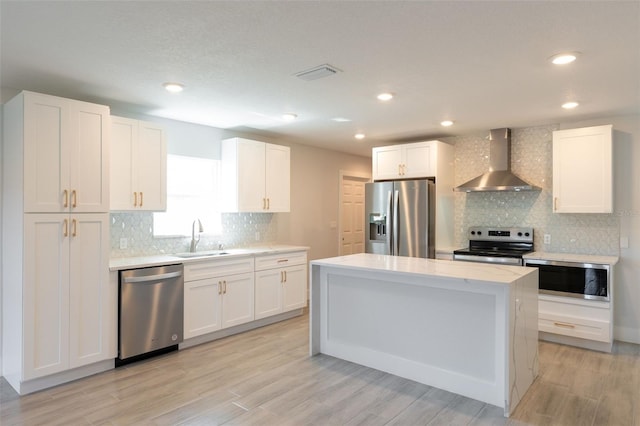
[453,253,523,266]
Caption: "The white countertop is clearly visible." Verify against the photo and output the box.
[523,251,619,266]
[110,245,309,271]
[311,253,536,285]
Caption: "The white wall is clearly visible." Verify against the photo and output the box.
[274,141,371,261]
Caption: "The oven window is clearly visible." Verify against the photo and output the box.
[537,264,608,298]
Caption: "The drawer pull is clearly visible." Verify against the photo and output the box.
[553,321,576,329]
[277,259,289,263]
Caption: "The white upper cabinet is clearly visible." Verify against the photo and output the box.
[372,141,435,180]
[553,125,613,213]
[21,92,110,213]
[110,116,166,211]
[221,138,290,212]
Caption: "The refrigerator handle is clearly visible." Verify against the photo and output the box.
[393,189,399,255]
[386,190,393,255]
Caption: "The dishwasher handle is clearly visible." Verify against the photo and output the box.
[122,270,183,284]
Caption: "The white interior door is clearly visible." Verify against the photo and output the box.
[340,174,368,255]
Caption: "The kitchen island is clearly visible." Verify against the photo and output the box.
[309,253,538,417]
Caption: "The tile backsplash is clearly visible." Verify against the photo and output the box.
[110,212,278,258]
[451,125,619,255]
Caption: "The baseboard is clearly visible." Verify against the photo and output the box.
[13,359,115,395]
[539,331,613,353]
[180,309,304,349]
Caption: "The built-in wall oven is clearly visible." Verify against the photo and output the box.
[523,259,610,301]
[453,227,534,266]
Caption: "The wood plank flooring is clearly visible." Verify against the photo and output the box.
[1,311,639,425]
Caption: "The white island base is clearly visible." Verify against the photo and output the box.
[310,254,539,417]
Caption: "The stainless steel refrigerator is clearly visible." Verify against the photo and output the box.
[365,179,435,258]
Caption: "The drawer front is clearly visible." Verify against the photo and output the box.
[539,314,610,343]
[185,256,255,281]
[539,297,610,322]
[255,251,307,271]
[538,297,611,343]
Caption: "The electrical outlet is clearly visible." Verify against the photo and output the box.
[255,232,260,241]
[543,234,551,245]
[119,238,128,249]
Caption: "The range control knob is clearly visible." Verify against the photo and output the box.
[477,231,482,235]
[517,232,523,237]
[525,232,530,237]
[470,231,476,235]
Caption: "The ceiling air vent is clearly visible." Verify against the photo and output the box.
[295,64,341,81]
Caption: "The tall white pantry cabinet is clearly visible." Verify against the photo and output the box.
[2,91,115,395]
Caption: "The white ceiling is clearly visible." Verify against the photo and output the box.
[1,1,639,157]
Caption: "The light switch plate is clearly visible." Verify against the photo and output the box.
[543,234,551,245]
[621,236,629,249]
[119,238,128,249]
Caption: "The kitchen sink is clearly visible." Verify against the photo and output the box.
[173,251,230,258]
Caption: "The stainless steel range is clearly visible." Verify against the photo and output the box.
[453,227,534,266]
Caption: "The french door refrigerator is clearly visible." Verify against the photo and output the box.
[365,179,435,258]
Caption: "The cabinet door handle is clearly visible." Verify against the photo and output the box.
[284,270,287,283]
[140,192,143,207]
[224,280,227,294]
[398,164,402,176]
[267,198,270,210]
[553,321,576,329]
[63,219,68,237]
[554,197,558,211]
[218,281,222,295]
[63,190,69,208]
[71,219,77,237]
[71,190,77,208]
[133,192,138,207]
[262,198,266,210]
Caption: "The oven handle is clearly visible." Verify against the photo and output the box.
[453,254,523,266]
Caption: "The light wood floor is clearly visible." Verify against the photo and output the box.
[1,312,639,425]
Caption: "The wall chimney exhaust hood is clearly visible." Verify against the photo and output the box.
[455,128,540,192]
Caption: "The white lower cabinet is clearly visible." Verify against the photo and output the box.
[23,213,111,380]
[184,278,222,338]
[255,251,307,320]
[183,257,255,339]
[538,295,612,344]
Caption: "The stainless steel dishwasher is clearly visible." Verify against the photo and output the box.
[118,264,184,364]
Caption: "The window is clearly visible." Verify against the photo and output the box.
[153,154,222,237]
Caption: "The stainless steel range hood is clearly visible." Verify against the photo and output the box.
[455,128,540,192]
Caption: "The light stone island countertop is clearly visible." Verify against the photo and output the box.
[311,252,536,285]
[523,251,619,266]
[109,245,309,271]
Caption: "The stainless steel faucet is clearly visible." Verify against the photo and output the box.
[189,219,203,252]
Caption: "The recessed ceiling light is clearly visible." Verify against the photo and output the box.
[550,52,579,65]
[332,117,351,122]
[562,101,579,109]
[354,133,366,140]
[163,82,184,93]
[282,113,297,121]
[377,92,394,101]
[440,120,454,127]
